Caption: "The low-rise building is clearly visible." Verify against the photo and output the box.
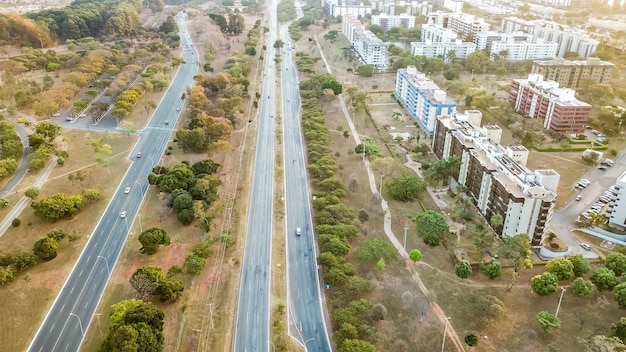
[395,66,456,134]
[433,111,559,245]
[371,14,416,30]
[410,40,476,61]
[531,57,614,89]
[509,74,591,133]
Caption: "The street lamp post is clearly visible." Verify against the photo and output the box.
[69,313,85,336]
[379,174,384,194]
[403,222,409,249]
[441,317,451,352]
[555,287,566,317]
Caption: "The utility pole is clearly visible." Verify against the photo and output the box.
[555,287,566,317]
[403,223,409,249]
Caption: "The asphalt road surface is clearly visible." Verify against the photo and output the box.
[27,13,197,352]
[232,1,277,351]
[279,10,332,352]
[0,121,31,197]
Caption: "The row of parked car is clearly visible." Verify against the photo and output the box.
[580,185,620,220]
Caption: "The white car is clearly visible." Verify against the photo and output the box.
[52,113,61,117]
[580,243,592,251]
[124,187,131,194]
[296,227,301,236]
[120,211,127,218]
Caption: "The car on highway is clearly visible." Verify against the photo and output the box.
[176,107,180,111]
[296,227,301,236]
[165,120,169,125]
[120,211,127,218]
[599,166,607,170]
[124,187,131,194]
[575,195,582,201]
[136,152,142,158]
[580,243,592,251]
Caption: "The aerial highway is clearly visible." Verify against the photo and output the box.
[232,0,278,349]
[279,7,332,352]
[27,12,198,352]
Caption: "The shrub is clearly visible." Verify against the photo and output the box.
[11,218,20,227]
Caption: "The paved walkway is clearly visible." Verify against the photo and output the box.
[314,36,466,352]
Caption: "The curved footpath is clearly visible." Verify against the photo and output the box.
[314,37,466,351]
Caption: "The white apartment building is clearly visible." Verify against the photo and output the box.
[371,14,416,31]
[410,40,476,61]
[421,24,459,43]
[427,11,453,27]
[353,30,389,68]
[433,111,559,245]
[501,17,535,34]
[609,172,626,230]
[341,14,363,44]
[323,0,372,17]
[443,0,464,13]
[490,39,558,61]
[448,13,490,41]
[531,21,599,58]
[475,31,533,51]
[395,66,456,134]
[537,0,571,5]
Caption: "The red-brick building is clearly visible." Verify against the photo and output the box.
[509,74,591,133]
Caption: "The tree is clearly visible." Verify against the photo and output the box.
[409,249,423,262]
[412,210,449,246]
[385,176,426,201]
[605,252,626,276]
[356,237,397,264]
[490,213,503,229]
[536,311,561,333]
[545,257,574,281]
[465,334,478,347]
[568,254,591,277]
[455,259,472,279]
[31,193,84,221]
[33,237,58,261]
[612,318,626,343]
[498,234,532,291]
[355,64,374,78]
[24,187,40,199]
[101,300,164,352]
[337,339,377,352]
[585,335,626,351]
[615,282,626,309]
[571,277,594,298]
[138,227,170,255]
[81,189,102,202]
[156,279,184,303]
[480,259,501,280]
[591,267,618,291]
[424,157,460,188]
[129,265,165,300]
[531,272,558,296]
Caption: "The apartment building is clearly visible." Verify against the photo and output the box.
[353,30,388,68]
[433,111,559,245]
[443,0,464,13]
[475,31,533,51]
[490,39,558,61]
[323,0,372,17]
[371,14,416,31]
[532,22,599,58]
[609,172,626,230]
[410,40,476,61]
[448,13,490,41]
[509,74,591,133]
[421,24,459,43]
[427,10,453,27]
[531,57,614,89]
[341,14,363,44]
[537,0,572,5]
[501,17,535,34]
[395,66,456,134]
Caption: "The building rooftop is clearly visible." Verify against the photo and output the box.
[513,75,591,107]
[534,57,614,67]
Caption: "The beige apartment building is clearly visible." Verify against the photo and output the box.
[531,57,614,89]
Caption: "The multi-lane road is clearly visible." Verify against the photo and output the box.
[232,0,278,349]
[27,13,198,352]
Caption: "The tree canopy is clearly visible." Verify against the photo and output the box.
[412,210,449,246]
[385,176,426,201]
[100,299,165,352]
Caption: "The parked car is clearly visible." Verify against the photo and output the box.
[591,130,600,135]
[575,195,582,201]
[580,243,592,251]
[65,116,72,121]
[52,113,60,117]
[599,166,607,171]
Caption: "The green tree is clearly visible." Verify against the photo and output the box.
[545,257,574,281]
[338,339,377,352]
[570,277,594,298]
[568,254,591,277]
[31,193,84,221]
[465,334,478,347]
[499,234,532,291]
[585,335,626,351]
[412,210,449,246]
[129,265,165,300]
[605,252,626,276]
[531,272,558,296]
[33,237,58,261]
[156,279,184,303]
[490,213,503,228]
[356,237,398,264]
[611,317,626,344]
[409,249,423,262]
[81,188,102,202]
[455,259,472,279]
[184,254,206,275]
[536,311,561,333]
[480,259,501,280]
[385,176,426,201]
[615,282,626,309]
[101,300,164,352]
[424,156,460,188]
[522,131,535,148]
[591,267,618,291]
[138,227,170,255]
[355,64,375,78]
[24,187,40,199]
